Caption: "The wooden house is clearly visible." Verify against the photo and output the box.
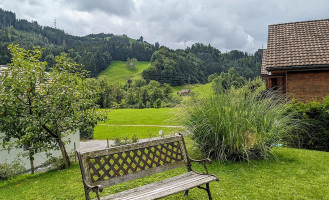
[177,89,191,96]
[261,19,329,101]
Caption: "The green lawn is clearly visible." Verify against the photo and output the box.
[99,61,151,84]
[1,141,329,199]
[94,108,184,140]
[94,126,184,140]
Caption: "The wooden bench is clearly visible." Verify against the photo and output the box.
[76,133,219,200]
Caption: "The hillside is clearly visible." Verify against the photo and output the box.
[99,61,151,84]
[0,8,263,84]
[142,46,263,86]
[0,9,157,77]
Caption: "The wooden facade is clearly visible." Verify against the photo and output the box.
[264,70,329,101]
[261,19,329,101]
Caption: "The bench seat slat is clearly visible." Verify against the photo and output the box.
[99,171,218,200]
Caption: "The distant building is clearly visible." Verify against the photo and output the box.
[261,19,329,101]
[177,89,191,96]
[0,65,7,74]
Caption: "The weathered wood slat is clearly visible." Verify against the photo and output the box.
[82,137,187,187]
[92,161,186,187]
[100,172,218,200]
[80,136,183,155]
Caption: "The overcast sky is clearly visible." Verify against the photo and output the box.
[1,0,328,53]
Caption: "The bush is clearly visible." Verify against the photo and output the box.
[113,134,139,146]
[43,151,77,170]
[80,125,94,139]
[0,159,26,180]
[181,82,297,161]
[154,98,162,108]
[284,96,329,151]
[212,68,246,94]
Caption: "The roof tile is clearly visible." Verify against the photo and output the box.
[261,19,329,74]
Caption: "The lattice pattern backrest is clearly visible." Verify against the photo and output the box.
[80,135,188,187]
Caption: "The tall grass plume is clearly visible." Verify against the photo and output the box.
[180,80,299,162]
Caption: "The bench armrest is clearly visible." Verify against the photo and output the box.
[83,179,103,200]
[188,157,212,174]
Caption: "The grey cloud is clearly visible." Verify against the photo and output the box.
[134,0,255,51]
[2,0,329,53]
[16,0,41,6]
[66,0,135,16]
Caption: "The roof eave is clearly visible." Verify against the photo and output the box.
[266,64,329,72]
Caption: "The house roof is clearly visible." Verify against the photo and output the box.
[180,89,190,93]
[261,19,329,75]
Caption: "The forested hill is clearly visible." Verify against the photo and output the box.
[142,45,263,86]
[0,9,158,76]
[0,8,262,83]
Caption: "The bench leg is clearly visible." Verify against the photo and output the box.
[184,189,189,196]
[84,190,91,200]
[206,183,212,200]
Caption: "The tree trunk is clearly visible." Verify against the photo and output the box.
[29,148,34,174]
[57,135,71,169]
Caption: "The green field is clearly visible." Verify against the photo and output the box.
[192,83,213,96]
[99,61,151,84]
[94,108,184,140]
[173,83,213,96]
[1,144,329,200]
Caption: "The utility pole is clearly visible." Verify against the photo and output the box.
[188,75,191,89]
[54,18,57,29]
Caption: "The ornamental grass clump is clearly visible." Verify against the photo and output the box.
[182,82,295,162]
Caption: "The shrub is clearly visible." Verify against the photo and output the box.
[113,134,139,146]
[154,98,162,108]
[80,125,94,139]
[284,96,329,151]
[43,151,77,170]
[181,82,297,161]
[0,159,26,180]
[212,68,246,94]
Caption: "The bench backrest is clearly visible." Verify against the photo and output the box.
[77,134,188,188]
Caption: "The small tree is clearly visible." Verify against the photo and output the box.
[126,58,138,70]
[0,44,106,169]
[212,68,246,94]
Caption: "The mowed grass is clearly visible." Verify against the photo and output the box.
[94,108,184,140]
[94,126,184,140]
[99,61,151,84]
[1,142,329,200]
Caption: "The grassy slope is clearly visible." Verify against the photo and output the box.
[192,83,213,96]
[1,145,329,200]
[173,83,213,96]
[94,108,185,140]
[99,61,151,84]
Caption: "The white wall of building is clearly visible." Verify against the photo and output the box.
[0,131,80,170]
